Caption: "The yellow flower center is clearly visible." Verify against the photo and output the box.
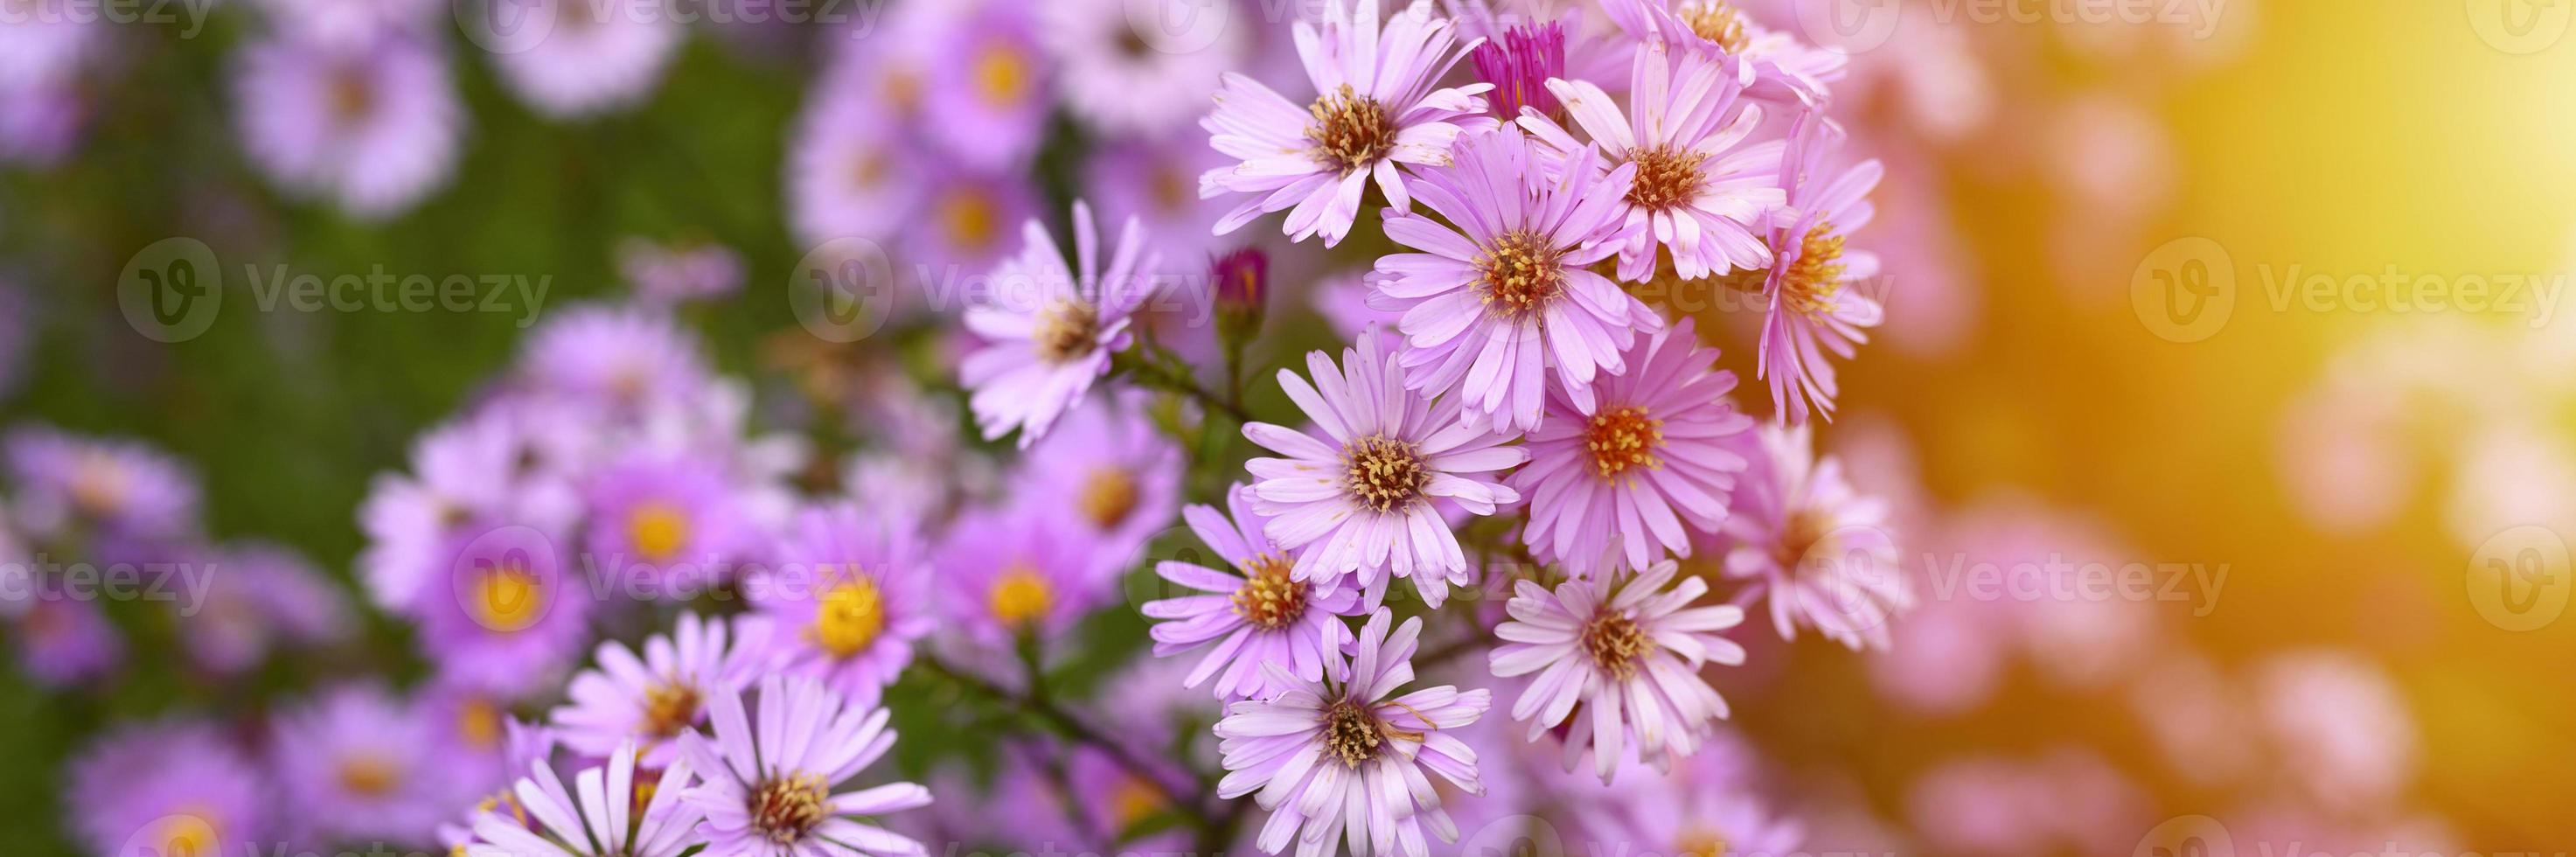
[1677,0,1753,53]
[1033,299,1103,364]
[1477,229,1565,317]
[1077,468,1140,531]
[750,773,831,845]
[626,501,691,562]
[641,679,701,738]
[938,188,1000,254]
[1584,406,1667,480]
[812,575,887,658]
[1679,830,1735,857]
[1626,145,1710,212]
[1776,507,1838,568]
[1309,83,1395,174]
[1108,774,1169,831]
[67,457,127,519]
[338,755,402,798]
[143,811,220,857]
[1229,554,1306,631]
[989,563,1055,629]
[973,45,1032,106]
[467,562,546,632]
[1780,221,1848,317]
[1581,610,1652,680]
[1342,435,1431,513]
[456,696,504,751]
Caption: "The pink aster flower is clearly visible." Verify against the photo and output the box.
[1488,560,1744,781]
[1200,0,1496,247]
[786,83,928,248]
[233,31,463,220]
[1610,0,1848,105]
[7,593,122,686]
[1469,20,1564,121]
[938,504,1109,646]
[182,541,353,675]
[1215,610,1491,857]
[919,0,1050,171]
[1576,780,1804,857]
[1748,113,1883,424]
[621,238,743,307]
[452,739,704,857]
[519,303,714,413]
[1242,333,1526,607]
[675,675,933,855]
[1511,317,1753,576]
[960,200,1163,448]
[3,426,199,541]
[416,519,595,697]
[358,404,581,611]
[1520,37,1783,282]
[1009,394,1183,578]
[1041,0,1245,136]
[1085,130,1234,265]
[1145,484,1366,700]
[581,451,754,594]
[479,0,684,118]
[1368,123,1654,432]
[550,612,775,766]
[1720,423,1908,649]
[269,682,457,844]
[69,720,269,857]
[751,503,936,709]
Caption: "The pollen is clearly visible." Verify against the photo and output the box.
[1229,554,1306,631]
[1477,229,1565,317]
[1309,84,1396,174]
[811,575,887,658]
[626,501,690,561]
[1033,299,1102,364]
[989,563,1055,629]
[1342,435,1431,513]
[1626,145,1709,212]
[972,45,1033,107]
[1584,406,1666,480]
[1322,700,1387,767]
[1779,222,1848,317]
[640,679,700,739]
[1581,610,1652,680]
[749,773,832,845]
[1676,0,1754,54]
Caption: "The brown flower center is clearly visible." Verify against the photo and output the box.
[640,679,700,738]
[1626,145,1710,212]
[1078,468,1139,530]
[1677,0,1753,54]
[1775,507,1836,568]
[1309,84,1396,174]
[1033,299,1102,364]
[1342,435,1431,513]
[1584,406,1666,479]
[1581,610,1652,680]
[750,773,831,844]
[1780,222,1848,317]
[1230,554,1306,631]
[1323,700,1388,767]
[1478,229,1564,317]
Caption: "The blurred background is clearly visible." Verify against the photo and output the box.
[3,0,2573,854]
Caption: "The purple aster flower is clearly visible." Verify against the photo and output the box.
[480,0,684,118]
[419,679,534,805]
[938,504,1107,646]
[69,720,269,857]
[1511,317,1753,576]
[675,675,932,855]
[1242,332,1526,607]
[919,0,1050,171]
[1041,0,1245,136]
[1610,0,1847,105]
[1145,484,1365,700]
[1215,610,1491,856]
[1086,130,1235,266]
[416,519,595,697]
[1489,560,1744,781]
[3,426,199,541]
[233,31,463,219]
[1720,423,1907,649]
[620,238,743,306]
[1011,394,1183,578]
[1469,20,1564,121]
[0,0,104,87]
[787,84,929,248]
[183,541,354,674]
[551,612,775,767]
[750,503,935,709]
[1575,778,1804,857]
[518,303,714,413]
[1368,123,1654,432]
[1062,742,1197,852]
[1748,113,1883,425]
[451,739,705,857]
[960,200,1163,448]
[581,451,753,595]
[270,682,457,844]
[6,592,122,686]
[0,79,84,164]
[901,166,1041,277]
[359,405,581,611]
[1521,37,1783,283]
[1200,0,1497,247]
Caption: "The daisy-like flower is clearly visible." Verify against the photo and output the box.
[451,740,705,857]
[233,31,463,220]
[902,166,1042,275]
[1721,423,1907,649]
[551,612,775,766]
[1200,0,1495,247]
[417,519,595,696]
[270,683,456,844]
[479,0,684,118]
[3,426,199,541]
[1368,124,1654,432]
[752,503,935,708]
[1612,0,1847,105]
[787,83,928,247]
[1085,130,1234,266]
[69,720,269,857]
[1521,37,1782,283]
[960,200,1163,448]
[1488,560,1744,781]
[921,0,1050,171]
[358,404,581,611]
[1575,777,1805,857]
[519,303,714,413]
[1215,610,1491,856]
[1744,113,1883,424]
[1145,484,1364,700]
[1511,318,1754,576]
[1041,0,1245,136]
[676,675,933,856]
[1243,332,1526,607]
[581,452,752,592]
[1010,394,1183,578]
[939,505,1107,646]
[184,542,353,675]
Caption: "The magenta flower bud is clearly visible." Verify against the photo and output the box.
[1470,21,1566,122]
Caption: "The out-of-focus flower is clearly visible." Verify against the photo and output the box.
[1146,484,1365,700]
[1490,560,1744,780]
[1721,423,1907,649]
[0,80,85,165]
[902,167,1042,277]
[359,404,581,611]
[1086,130,1235,265]
[182,541,353,674]
[961,201,1163,448]
[1611,0,1846,104]
[1577,781,1802,857]
[4,427,199,542]
[1200,0,1495,247]
[233,31,463,219]
[250,0,442,51]
[1242,333,1527,607]
[1041,0,1244,136]
[1369,125,1653,432]
[1513,318,1752,575]
[415,520,593,697]
[620,238,743,306]
[519,303,714,413]
[1215,610,1492,856]
[581,451,755,594]
[1746,113,1883,425]
[69,720,269,857]
[939,504,1108,646]
[481,0,684,118]
[552,612,775,766]
[269,683,456,844]
[1470,20,1566,121]
[787,84,929,248]
[921,0,1050,171]
[2253,649,2418,812]
[675,675,932,854]
[754,503,935,708]
[1521,38,1780,284]
[452,740,705,857]
[1009,394,1182,577]
[7,593,122,686]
